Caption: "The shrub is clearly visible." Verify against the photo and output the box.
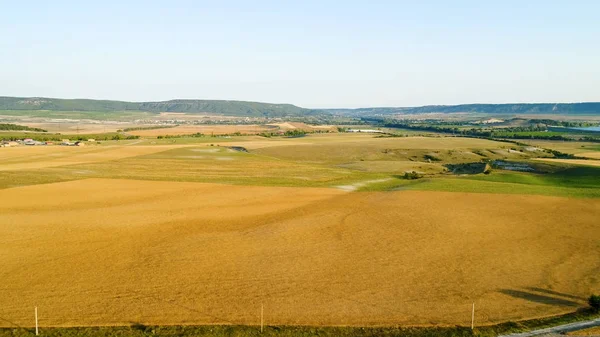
[403,171,422,180]
[590,294,600,311]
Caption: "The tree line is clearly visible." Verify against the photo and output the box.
[0,123,47,132]
[381,121,600,142]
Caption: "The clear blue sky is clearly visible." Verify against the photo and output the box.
[1,0,599,108]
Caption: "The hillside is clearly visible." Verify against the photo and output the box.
[0,97,315,117]
[327,103,600,116]
[1,97,599,117]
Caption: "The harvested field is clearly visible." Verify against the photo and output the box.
[129,125,277,136]
[337,161,445,174]
[577,152,600,159]
[267,122,336,131]
[16,121,141,134]
[519,140,600,155]
[0,145,183,171]
[1,179,599,327]
[535,158,600,167]
[250,136,526,164]
[268,122,297,129]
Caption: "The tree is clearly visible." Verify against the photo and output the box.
[589,294,600,311]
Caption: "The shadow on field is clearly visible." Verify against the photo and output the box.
[498,289,581,307]
[129,322,149,332]
[524,287,586,301]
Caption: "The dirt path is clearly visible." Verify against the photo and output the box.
[500,317,600,337]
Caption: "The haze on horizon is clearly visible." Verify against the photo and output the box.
[1,0,599,109]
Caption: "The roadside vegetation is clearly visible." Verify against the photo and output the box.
[590,295,600,312]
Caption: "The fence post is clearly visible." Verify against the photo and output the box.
[35,306,39,336]
[471,303,475,330]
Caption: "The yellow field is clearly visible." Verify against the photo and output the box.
[535,158,600,167]
[129,125,278,136]
[128,123,337,137]
[577,152,600,159]
[267,122,337,131]
[17,122,141,134]
[1,178,599,327]
[0,145,181,171]
[246,136,528,164]
[337,160,445,174]
[519,140,600,156]
[1,133,599,328]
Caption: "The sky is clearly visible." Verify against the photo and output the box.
[1,0,599,108]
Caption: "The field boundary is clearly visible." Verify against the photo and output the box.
[1,309,599,337]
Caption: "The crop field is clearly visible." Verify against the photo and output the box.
[0,110,156,121]
[15,121,139,134]
[535,158,600,167]
[127,123,337,137]
[0,145,183,171]
[128,124,279,136]
[518,140,600,155]
[1,178,599,327]
[247,136,547,164]
[1,132,600,329]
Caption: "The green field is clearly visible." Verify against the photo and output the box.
[387,167,600,198]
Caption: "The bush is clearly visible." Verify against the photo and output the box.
[403,171,422,180]
[284,129,307,137]
[590,294,600,311]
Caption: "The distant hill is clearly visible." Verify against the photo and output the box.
[326,103,600,116]
[0,97,316,117]
[1,97,599,117]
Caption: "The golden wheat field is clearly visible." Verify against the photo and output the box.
[18,122,139,134]
[0,145,183,171]
[128,123,336,137]
[129,125,278,136]
[1,178,599,327]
